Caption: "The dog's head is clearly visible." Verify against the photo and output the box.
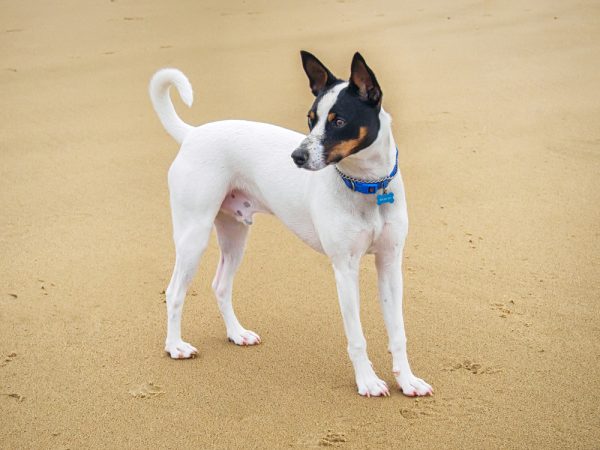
[291,51,383,170]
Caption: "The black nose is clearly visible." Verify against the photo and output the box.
[291,148,309,167]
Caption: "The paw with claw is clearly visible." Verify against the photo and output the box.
[355,362,390,397]
[227,329,261,346]
[394,371,433,397]
[165,340,198,359]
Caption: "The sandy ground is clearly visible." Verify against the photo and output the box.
[1,0,599,448]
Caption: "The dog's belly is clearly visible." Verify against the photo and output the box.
[219,188,325,253]
[220,189,266,225]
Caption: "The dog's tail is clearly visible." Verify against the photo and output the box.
[149,68,194,145]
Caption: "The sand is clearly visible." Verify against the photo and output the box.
[1,0,599,448]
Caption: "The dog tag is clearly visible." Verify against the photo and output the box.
[377,191,394,205]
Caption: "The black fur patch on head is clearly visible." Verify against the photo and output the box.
[322,86,381,163]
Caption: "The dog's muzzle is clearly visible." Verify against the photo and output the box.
[291,147,309,168]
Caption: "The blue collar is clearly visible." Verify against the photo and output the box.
[335,148,398,195]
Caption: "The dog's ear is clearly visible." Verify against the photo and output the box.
[349,52,382,107]
[300,51,338,97]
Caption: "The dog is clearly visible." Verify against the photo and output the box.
[149,51,432,397]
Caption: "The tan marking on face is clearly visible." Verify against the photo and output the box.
[326,126,368,163]
[327,112,336,122]
[308,110,315,120]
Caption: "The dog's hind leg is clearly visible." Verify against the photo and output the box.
[164,219,213,359]
[212,213,261,346]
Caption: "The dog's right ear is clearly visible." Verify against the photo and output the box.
[349,52,382,108]
[300,51,338,97]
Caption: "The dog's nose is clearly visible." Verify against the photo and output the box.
[291,148,309,167]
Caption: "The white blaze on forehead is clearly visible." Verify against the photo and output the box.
[301,82,349,170]
[312,82,349,135]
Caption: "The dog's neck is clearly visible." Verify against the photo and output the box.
[334,108,397,181]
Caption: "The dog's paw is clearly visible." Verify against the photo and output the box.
[395,372,433,397]
[165,340,198,359]
[356,366,390,397]
[227,329,261,346]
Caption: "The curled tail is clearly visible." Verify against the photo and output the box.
[149,68,194,145]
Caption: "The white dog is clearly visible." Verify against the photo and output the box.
[149,51,432,397]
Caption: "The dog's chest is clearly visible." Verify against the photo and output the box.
[335,200,392,255]
[357,196,407,255]
[361,205,389,252]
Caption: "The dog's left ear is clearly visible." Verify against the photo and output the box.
[349,52,382,108]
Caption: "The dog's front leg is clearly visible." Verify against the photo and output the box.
[332,257,390,397]
[375,238,433,396]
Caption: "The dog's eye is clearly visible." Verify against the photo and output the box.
[333,117,346,128]
[307,117,314,130]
